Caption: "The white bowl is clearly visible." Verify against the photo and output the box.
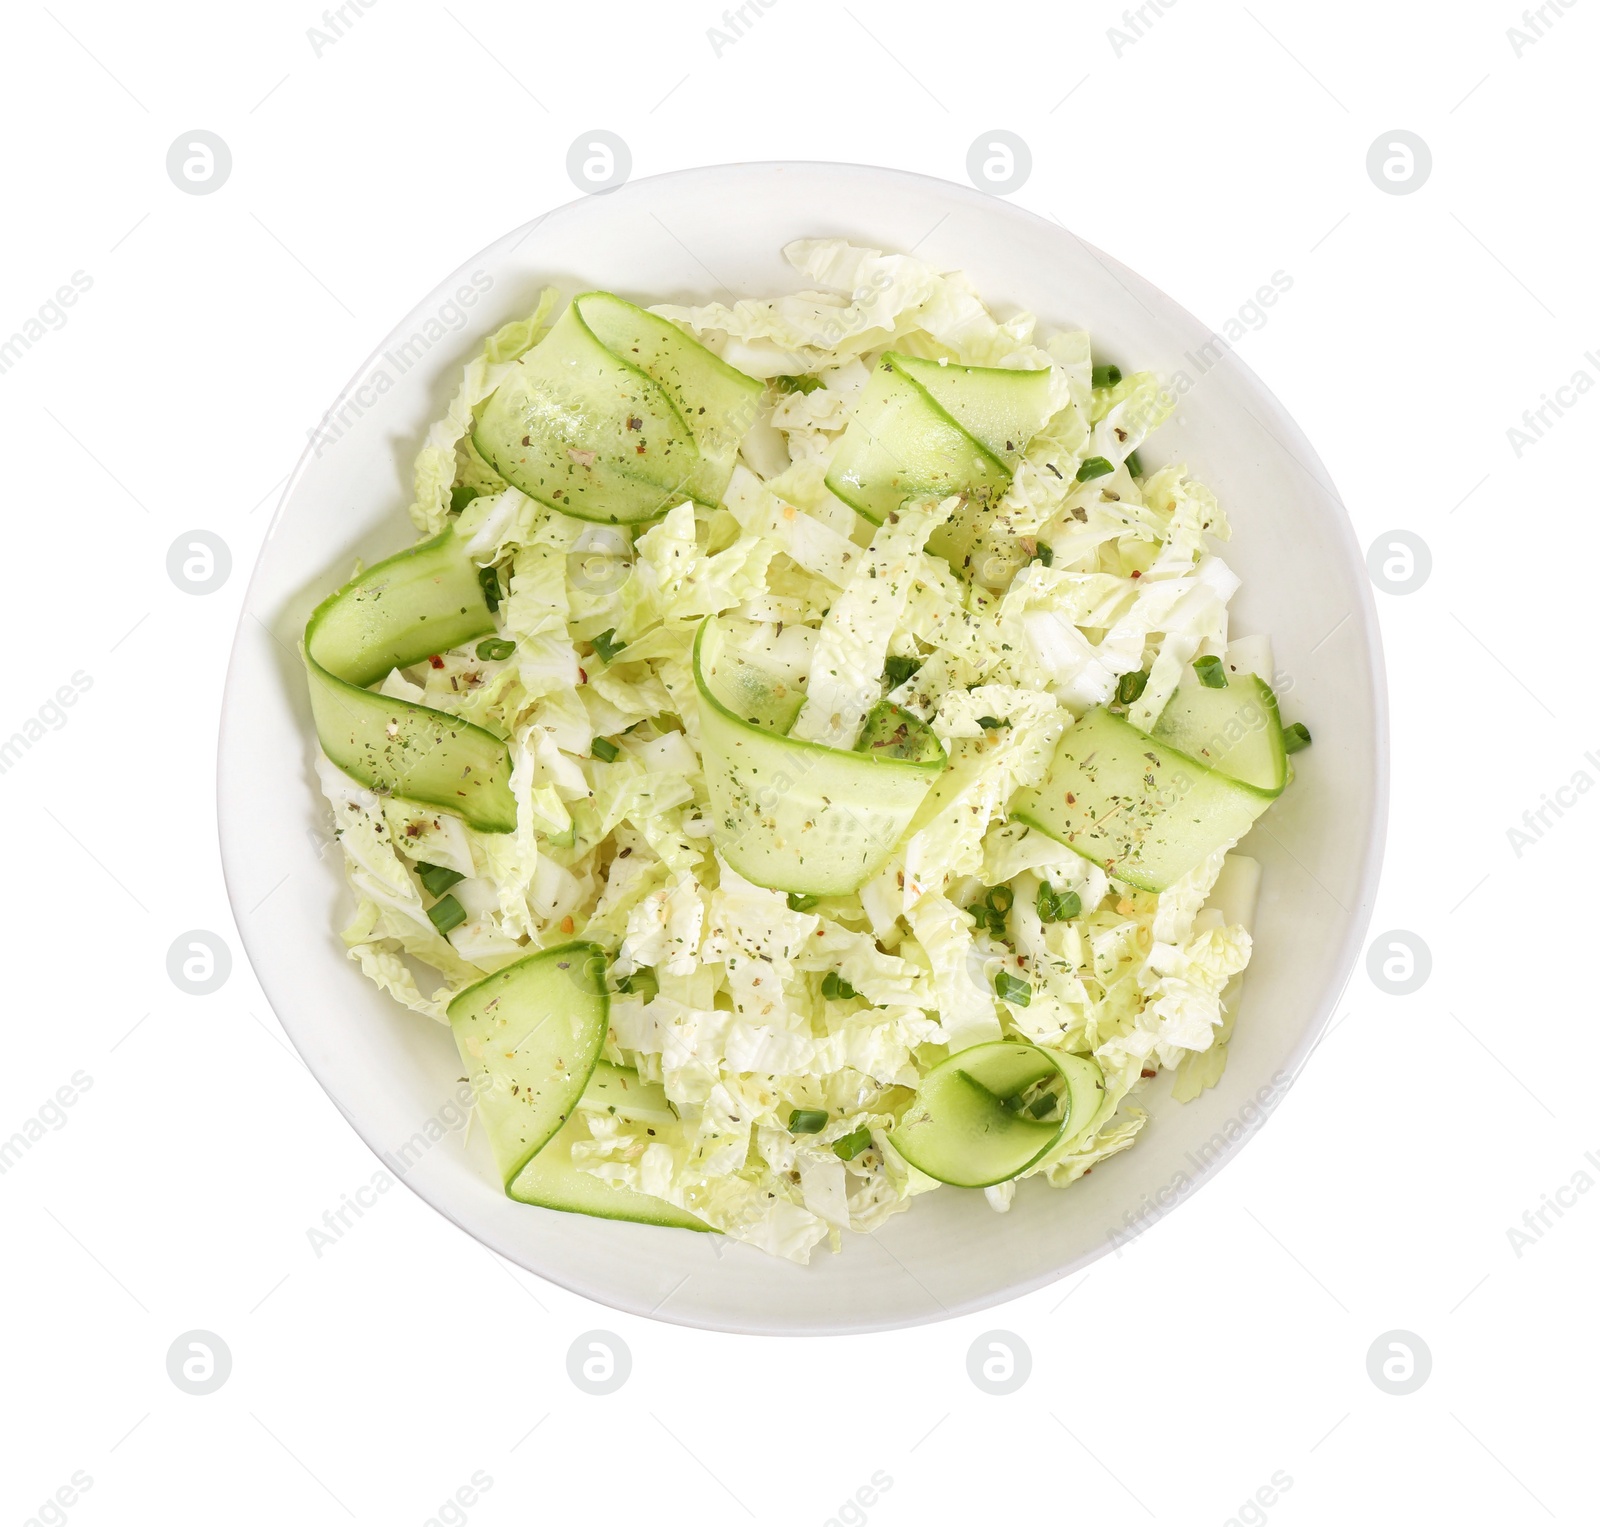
[219,163,1387,1335]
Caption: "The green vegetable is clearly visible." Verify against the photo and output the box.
[823,351,1056,573]
[976,715,1004,730]
[1125,449,1145,478]
[617,968,658,1000]
[820,972,857,1001]
[590,736,620,762]
[994,971,1032,1006]
[1032,541,1054,567]
[774,374,824,394]
[883,654,921,688]
[303,528,515,833]
[1011,707,1273,892]
[476,637,516,661]
[477,564,501,614]
[788,1108,828,1134]
[1193,655,1228,689]
[1284,722,1313,754]
[1091,363,1122,389]
[473,291,763,522]
[591,628,625,664]
[450,484,481,514]
[694,614,946,896]
[1150,664,1288,795]
[427,894,466,935]
[833,1125,873,1161]
[985,885,1014,914]
[787,891,821,912]
[1076,456,1114,483]
[890,1041,1082,1188]
[447,943,608,1186]
[1035,883,1081,923]
[1116,669,1149,707]
[416,862,465,899]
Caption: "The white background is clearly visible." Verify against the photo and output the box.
[2,2,1595,1523]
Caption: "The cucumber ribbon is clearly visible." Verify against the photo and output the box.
[694,612,947,896]
[448,943,710,1230]
[823,351,1056,576]
[472,291,764,525]
[303,527,516,833]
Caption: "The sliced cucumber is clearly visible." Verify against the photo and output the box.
[1054,1051,1107,1154]
[577,293,762,506]
[510,1060,711,1232]
[890,1041,1075,1188]
[447,943,609,1186]
[1010,707,1270,892]
[303,529,516,833]
[891,353,1056,465]
[472,292,760,523]
[694,614,946,895]
[1148,665,1286,796]
[307,529,494,687]
[576,1060,678,1127]
[854,701,946,764]
[824,354,1011,526]
[507,1114,711,1232]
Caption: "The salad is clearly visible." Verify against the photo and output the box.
[303,240,1311,1261]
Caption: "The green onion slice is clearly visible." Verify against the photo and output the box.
[427,893,466,935]
[417,862,465,898]
[994,971,1032,1006]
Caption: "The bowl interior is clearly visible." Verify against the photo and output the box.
[219,163,1385,1335]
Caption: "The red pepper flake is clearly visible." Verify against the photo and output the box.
[578,667,588,684]
[1130,569,1142,579]
[635,443,647,455]
[1141,1068,1158,1078]
[1066,792,1076,805]
[427,654,445,670]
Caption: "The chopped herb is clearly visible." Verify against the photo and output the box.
[820,971,857,1001]
[1193,655,1228,688]
[884,654,921,687]
[787,892,821,912]
[1116,669,1149,707]
[984,885,1014,914]
[1091,363,1122,389]
[475,637,516,661]
[590,736,620,762]
[994,971,1032,1006]
[416,862,464,898]
[976,715,1004,730]
[1032,541,1054,567]
[427,894,466,935]
[1283,721,1313,754]
[1036,883,1082,923]
[591,628,625,663]
[477,565,501,613]
[788,1107,828,1134]
[1076,456,1115,483]
[774,374,825,394]
[833,1124,874,1161]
